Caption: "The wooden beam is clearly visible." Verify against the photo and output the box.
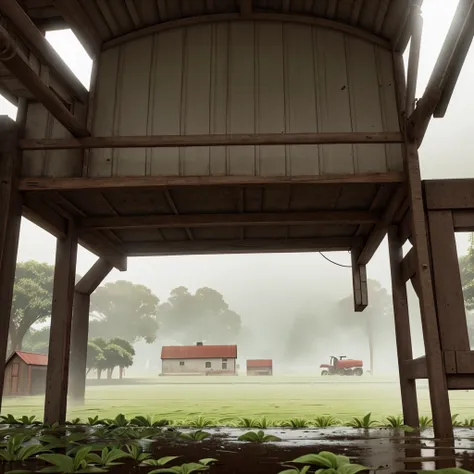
[70,258,113,404]
[401,246,417,283]
[428,0,474,118]
[69,291,89,404]
[405,7,423,116]
[239,0,252,15]
[357,186,406,265]
[22,194,67,239]
[399,209,413,246]
[164,189,193,240]
[44,221,78,425]
[19,131,404,151]
[102,12,391,51]
[428,210,470,352]
[78,232,127,272]
[122,237,357,257]
[404,137,454,447]
[453,210,474,231]
[53,0,101,57]
[19,171,405,191]
[388,226,420,428]
[75,258,113,294]
[455,350,474,374]
[0,0,88,103]
[407,86,442,144]
[351,247,368,312]
[447,374,474,390]
[0,117,22,413]
[374,0,390,35]
[78,210,380,231]
[0,26,90,137]
[425,179,474,210]
[404,356,428,380]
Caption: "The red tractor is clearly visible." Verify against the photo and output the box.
[320,356,363,376]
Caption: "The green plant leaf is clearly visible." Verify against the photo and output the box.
[291,454,333,468]
[199,458,218,466]
[338,464,371,474]
[38,453,75,472]
[317,452,339,468]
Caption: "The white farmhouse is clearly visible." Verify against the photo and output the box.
[160,342,238,376]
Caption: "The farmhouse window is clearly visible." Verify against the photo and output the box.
[205,362,211,368]
[179,361,184,366]
[222,358,227,362]
[222,362,227,370]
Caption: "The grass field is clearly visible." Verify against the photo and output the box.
[2,376,474,423]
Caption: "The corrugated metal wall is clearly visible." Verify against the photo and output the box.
[21,20,403,179]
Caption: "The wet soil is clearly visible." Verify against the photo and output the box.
[2,427,474,473]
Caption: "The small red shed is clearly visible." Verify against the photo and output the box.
[3,351,48,396]
[247,359,273,376]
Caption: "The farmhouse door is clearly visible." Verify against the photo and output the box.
[11,363,19,394]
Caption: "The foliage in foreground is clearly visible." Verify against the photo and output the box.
[238,430,281,443]
[279,451,371,474]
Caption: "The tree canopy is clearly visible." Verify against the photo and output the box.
[10,261,55,351]
[87,337,134,379]
[157,286,241,344]
[89,280,160,344]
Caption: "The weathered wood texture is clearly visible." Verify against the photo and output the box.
[388,227,419,428]
[20,131,403,151]
[428,211,470,352]
[404,139,454,447]
[17,20,403,180]
[69,292,90,404]
[0,117,22,412]
[44,222,78,425]
[70,258,113,403]
[351,247,368,312]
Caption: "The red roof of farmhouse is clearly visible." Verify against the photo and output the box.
[247,359,273,368]
[161,345,238,360]
[8,351,48,366]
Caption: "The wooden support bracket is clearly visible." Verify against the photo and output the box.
[351,247,368,312]
[401,246,417,283]
[357,186,406,265]
[0,0,88,103]
[75,258,113,295]
[0,26,90,137]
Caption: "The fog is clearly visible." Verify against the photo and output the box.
[2,0,474,379]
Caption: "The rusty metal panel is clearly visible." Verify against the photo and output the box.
[88,20,402,178]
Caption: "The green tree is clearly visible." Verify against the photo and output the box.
[109,338,135,378]
[157,286,242,344]
[86,341,105,375]
[458,233,474,342]
[89,281,160,344]
[9,261,55,351]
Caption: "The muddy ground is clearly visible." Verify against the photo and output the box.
[2,427,474,473]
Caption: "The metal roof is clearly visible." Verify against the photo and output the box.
[8,351,48,366]
[161,345,238,359]
[247,359,273,368]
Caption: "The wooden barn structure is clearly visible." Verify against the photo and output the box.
[247,359,273,376]
[0,0,473,466]
[3,351,48,396]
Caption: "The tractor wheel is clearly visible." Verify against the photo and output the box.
[354,368,363,376]
[337,369,345,376]
[321,370,329,376]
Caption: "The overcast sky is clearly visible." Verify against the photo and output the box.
[0,0,472,321]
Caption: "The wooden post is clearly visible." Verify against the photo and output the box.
[69,258,113,404]
[404,138,454,465]
[428,210,470,352]
[0,117,21,413]
[69,292,90,404]
[44,221,78,425]
[388,226,420,428]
